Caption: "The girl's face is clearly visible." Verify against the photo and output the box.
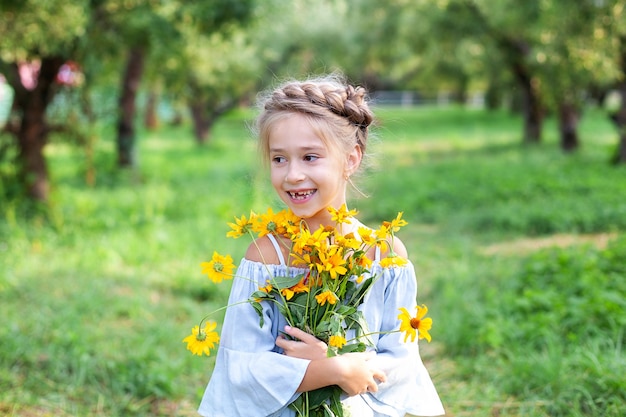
[268,113,361,229]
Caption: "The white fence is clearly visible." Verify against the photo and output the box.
[371,90,485,107]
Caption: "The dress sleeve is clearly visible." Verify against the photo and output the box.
[198,259,310,417]
[362,262,445,417]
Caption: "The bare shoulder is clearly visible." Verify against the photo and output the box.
[388,235,408,258]
[244,235,290,265]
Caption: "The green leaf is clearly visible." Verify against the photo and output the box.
[346,310,375,346]
[307,386,342,409]
[335,305,356,316]
[270,274,305,290]
[350,275,376,305]
[338,342,366,354]
[249,290,271,300]
[250,301,264,328]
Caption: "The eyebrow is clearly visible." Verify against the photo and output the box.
[269,145,326,153]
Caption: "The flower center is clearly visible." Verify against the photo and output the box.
[410,318,421,329]
[213,262,224,272]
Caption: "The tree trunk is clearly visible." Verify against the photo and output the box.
[10,57,65,201]
[144,89,158,130]
[558,101,580,152]
[117,47,145,168]
[511,58,543,144]
[189,99,238,145]
[189,100,210,144]
[491,33,543,143]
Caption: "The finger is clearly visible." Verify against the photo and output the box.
[283,325,317,343]
[275,334,285,346]
[372,368,387,384]
[276,334,301,349]
[275,334,297,351]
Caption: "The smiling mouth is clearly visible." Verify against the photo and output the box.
[288,190,316,200]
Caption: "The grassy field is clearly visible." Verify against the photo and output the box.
[1,105,625,416]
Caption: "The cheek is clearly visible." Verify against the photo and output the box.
[270,168,282,189]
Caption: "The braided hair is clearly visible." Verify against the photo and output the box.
[256,74,374,172]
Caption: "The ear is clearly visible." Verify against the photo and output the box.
[344,144,362,178]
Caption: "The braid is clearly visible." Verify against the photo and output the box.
[262,77,373,153]
[256,74,375,177]
[268,81,373,129]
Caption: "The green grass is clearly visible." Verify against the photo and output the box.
[1,105,625,416]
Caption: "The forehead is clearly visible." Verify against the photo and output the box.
[268,113,331,152]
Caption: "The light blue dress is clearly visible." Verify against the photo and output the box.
[198,237,445,417]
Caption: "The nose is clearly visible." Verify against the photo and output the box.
[285,161,306,184]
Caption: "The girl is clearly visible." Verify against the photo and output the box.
[198,75,444,417]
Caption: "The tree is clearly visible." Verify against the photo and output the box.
[111,0,254,165]
[533,0,618,152]
[0,0,255,201]
[452,0,545,143]
[594,0,626,163]
[0,1,89,201]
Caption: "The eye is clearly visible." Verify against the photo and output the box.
[272,156,287,164]
[304,154,319,162]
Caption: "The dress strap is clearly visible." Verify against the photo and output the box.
[375,245,381,262]
[266,234,286,266]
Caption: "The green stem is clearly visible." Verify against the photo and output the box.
[344,329,401,345]
[197,299,254,328]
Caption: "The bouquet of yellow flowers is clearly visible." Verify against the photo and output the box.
[183,205,432,417]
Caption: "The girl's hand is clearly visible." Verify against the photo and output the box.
[333,352,387,396]
[276,325,327,360]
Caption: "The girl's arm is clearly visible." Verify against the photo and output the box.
[277,325,387,396]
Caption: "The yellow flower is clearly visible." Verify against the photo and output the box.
[281,276,310,300]
[354,253,372,269]
[383,212,408,233]
[292,226,329,254]
[375,225,390,251]
[380,255,408,268]
[376,224,390,239]
[182,322,220,356]
[292,252,315,269]
[335,233,361,251]
[328,334,347,349]
[328,204,358,224]
[315,290,338,306]
[227,212,256,238]
[281,287,295,300]
[253,207,281,237]
[316,246,348,279]
[291,277,311,294]
[358,227,376,246]
[280,209,302,237]
[259,281,273,293]
[398,305,432,343]
[201,252,235,283]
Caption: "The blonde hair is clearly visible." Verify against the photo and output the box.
[255,74,374,174]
